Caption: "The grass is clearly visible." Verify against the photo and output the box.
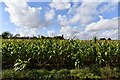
[2,66,120,80]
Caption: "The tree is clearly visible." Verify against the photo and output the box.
[38,35,41,38]
[108,38,111,40]
[62,34,64,39]
[2,31,12,39]
[41,35,45,39]
[0,35,2,39]
[32,36,37,39]
[93,36,97,43]
[14,34,20,38]
[100,38,106,40]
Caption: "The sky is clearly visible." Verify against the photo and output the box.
[0,0,119,40]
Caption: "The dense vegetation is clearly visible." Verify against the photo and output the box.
[2,67,120,80]
[0,31,112,40]
[1,38,120,79]
[2,39,120,69]
[0,31,64,39]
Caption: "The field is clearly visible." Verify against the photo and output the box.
[1,39,120,79]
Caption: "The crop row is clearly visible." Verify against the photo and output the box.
[2,39,120,70]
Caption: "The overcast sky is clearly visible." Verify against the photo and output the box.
[0,0,119,40]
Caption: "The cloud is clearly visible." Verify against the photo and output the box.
[47,29,56,37]
[68,2,101,25]
[74,31,89,39]
[58,2,118,27]
[100,29,118,39]
[4,0,44,28]
[57,2,118,39]
[45,9,55,21]
[98,2,118,14]
[75,29,118,40]
[85,16,118,31]
[59,25,118,40]
[38,7,42,10]
[16,27,37,37]
[60,26,81,39]
[57,15,68,27]
[58,2,102,27]
[81,0,119,2]
[3,1,118,40]
[68,2,78,14]
[60,26,79,34]
[3,0,50,36]
[50,0,71,10]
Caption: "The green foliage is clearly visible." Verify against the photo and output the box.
[2,39,120,70]
[100,66,120,78]
[14,58,31,71]
[53,69,70,79]
[27,69,50,79]
[70,68,99,78]
[2,31,12,39]
[2,67,120,79]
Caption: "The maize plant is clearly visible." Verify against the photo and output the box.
[2,39,120,70]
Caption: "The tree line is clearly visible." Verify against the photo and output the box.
[0,31,112,40]
[0,31,64,39]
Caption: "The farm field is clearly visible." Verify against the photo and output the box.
[1,0,119,80]
[1,39,120,79]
